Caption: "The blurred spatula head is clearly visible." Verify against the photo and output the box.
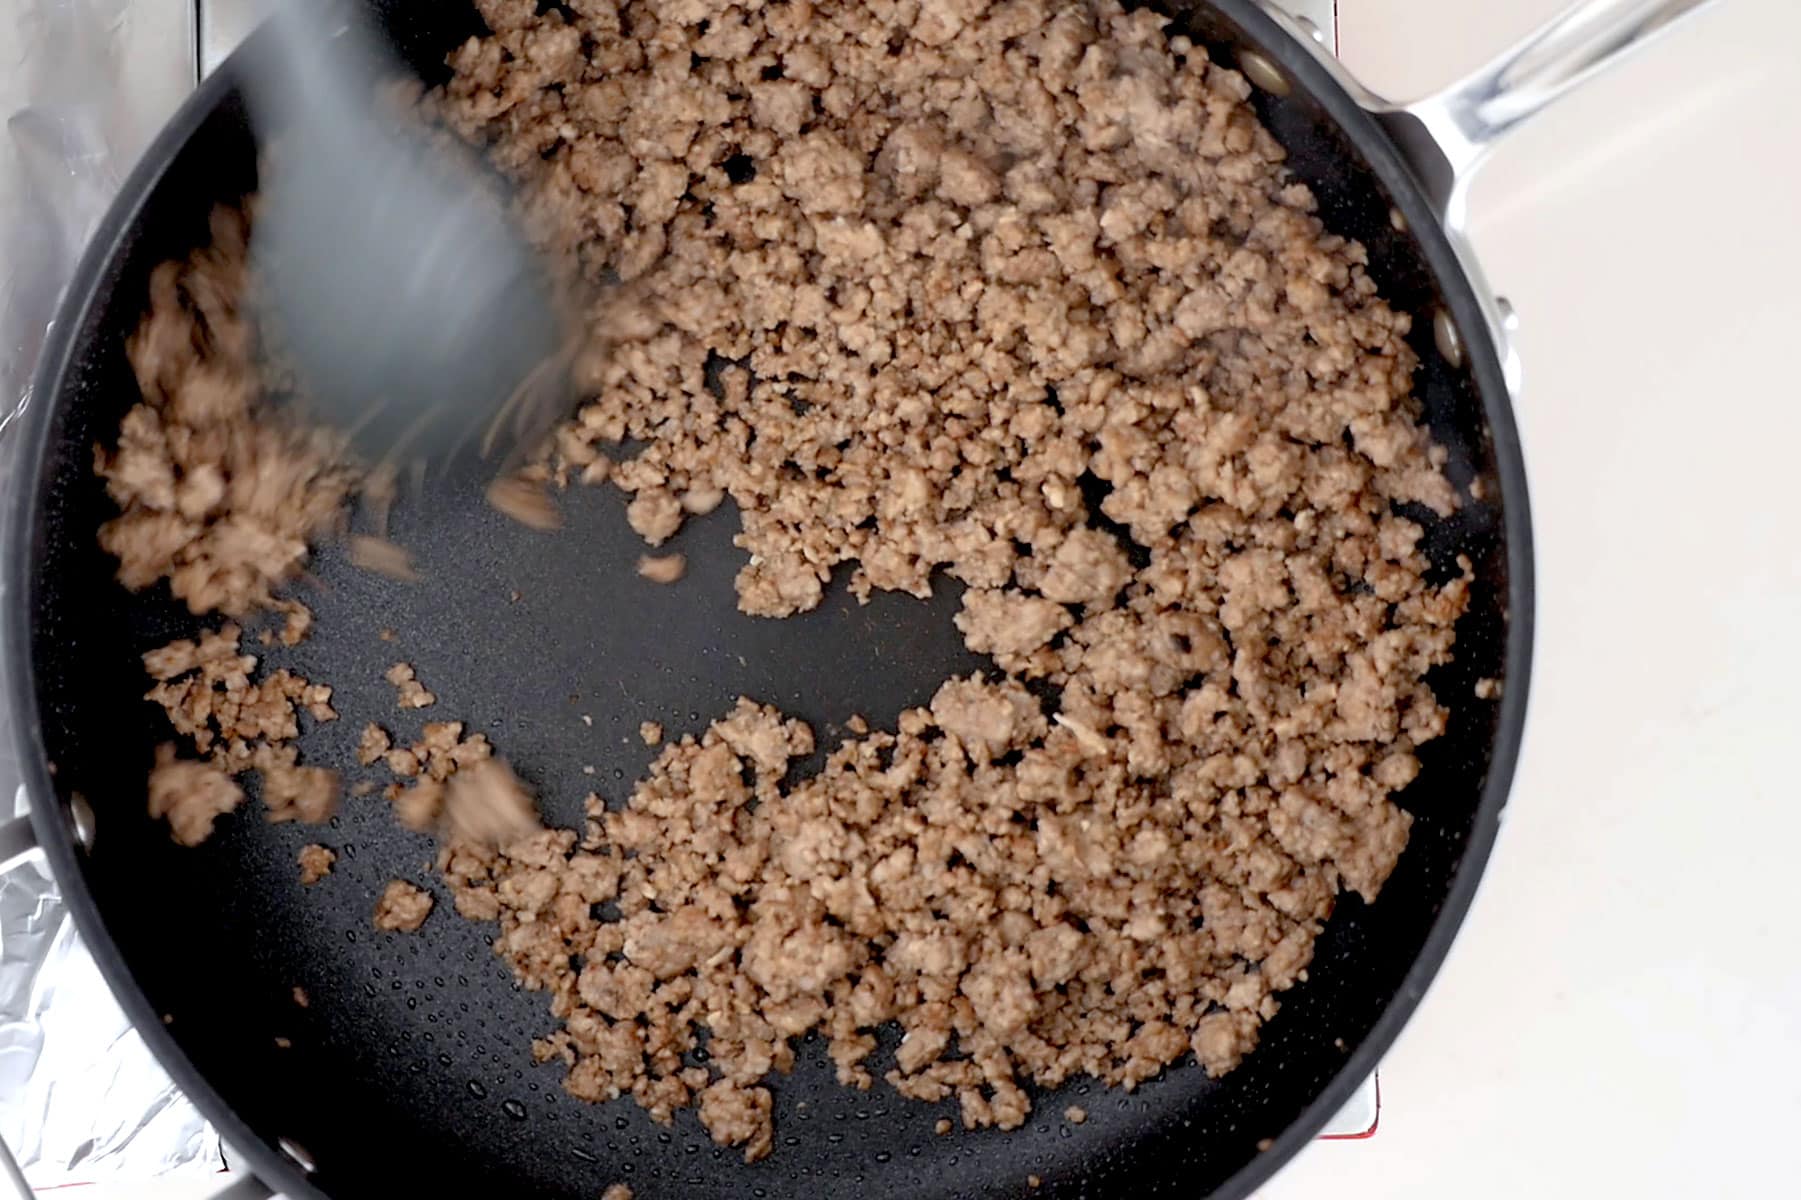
[247,3,570,470]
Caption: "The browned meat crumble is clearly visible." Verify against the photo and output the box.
[487,473,564,530]
[141,624,340,836]
[636,553,686,584]
[95,207,355,617]
[98,209,352,839]
[298,843,336,885]
[418,0,1469,1159]
[373,880,434,932]
[147,745,244,847]
[95,0,1477,1169]
[386,662,438,709]
[347,534,420,581]
[357,723,392,766]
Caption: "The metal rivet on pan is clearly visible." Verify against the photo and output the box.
[1389,207,1408,233]
[1238,50,1291,96]
[68,792,95,852]
[1291,15,1327,46]
[1433,308,1465,369]
[1496,295,1519,332]
[279,1138,317,1173]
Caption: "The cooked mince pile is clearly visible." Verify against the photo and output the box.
[99,0,1473,1165]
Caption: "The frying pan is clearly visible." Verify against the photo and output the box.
[0,0,1706,1196]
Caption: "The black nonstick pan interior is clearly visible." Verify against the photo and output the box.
[7,2,1531,1197]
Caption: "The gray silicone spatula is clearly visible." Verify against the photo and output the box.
[246,2,568,467]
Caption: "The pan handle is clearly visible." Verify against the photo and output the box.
[1374,0,1718,229]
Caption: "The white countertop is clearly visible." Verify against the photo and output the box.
[9,2,1801,1198]
[1267,0,1801,1196]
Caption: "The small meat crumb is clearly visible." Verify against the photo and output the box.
[487,475,563,530]
[636,553,686,584]
[297,843,336,885]
[148,744,243,846]
[698,1080,773,1163]
[1474,677,1501,699]
[292,986,310,1007]
[580,456,613,486]
[261,760,339,825]
[638,721,663,747]
[373,880,433,932]
[277,601,313,646]
[681,487,724,516]
[274,1037,292,1049]
[393,778,445,832]
[347,535,420,581]
[385,662,436,709]
[934,1119,953,1136]
[625,488,682,545]
[1028,1176,1042,1189]
[357,723,391,766]
[600,1186,633,1200]
[442,758,540,847]
[1064,1105,1087,1125]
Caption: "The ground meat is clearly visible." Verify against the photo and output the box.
[367,718,503,835]
[277,601,314,646]
[1064,1104,1087,1125]
[698,1081,774,1163]
[261,759,339,825]
[439,0,1456,623]
[373,880,434,932]
[638,721,663,747]
[385,662,437,709]
[147,744,243,846]
[100,0,1476,1168]
[442,758,541,847]
[636,553,686,584]
[298,843,336,884]
[347,535,420,581]
[95,206,355,617]
[420,0,1473,1159]
[393,778,445,832]
[625,489,682,544]
[141,626,339,840]
[357,723,391,766]
[488,475,563,530]
[293,985,310,1007]
[601,1186,633,1200]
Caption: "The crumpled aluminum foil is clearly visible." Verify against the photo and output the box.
[0,0,225,1186]
[0,789,223,1184]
